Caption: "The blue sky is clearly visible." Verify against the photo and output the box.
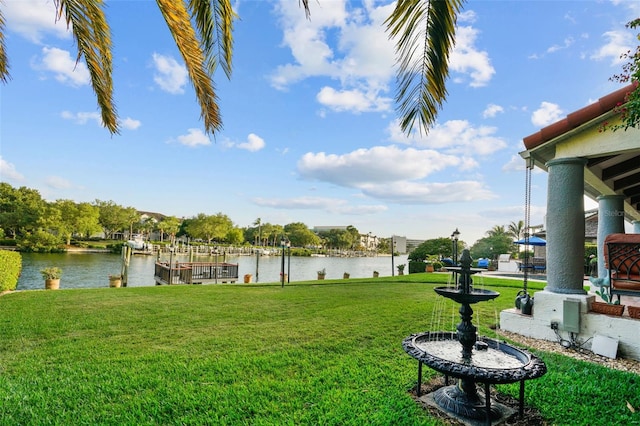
[1,0,639,245]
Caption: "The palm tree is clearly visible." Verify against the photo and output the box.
[508,220,525,241]
[0,0,462,137]
[486,225,507,238]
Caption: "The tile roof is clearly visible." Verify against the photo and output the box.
[523,83,637,150]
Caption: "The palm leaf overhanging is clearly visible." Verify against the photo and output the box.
[385,0,464,135]
[157,0,236,136]
[55,0,117,134]
[0,8,10,83]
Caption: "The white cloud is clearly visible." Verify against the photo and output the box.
[358,180,496,204]
[3,0,70,43]
[120,117,142,130]
[483,104,504,118]
[252,196,387,215]
[61,110,101,126]
[591,30,633,66]
[0,157,24,181]
[298,145,462,187]
[547,37,575,53]
[152,53,188,94]
[236,133,266,152]
[270,1,395,110]
[531,102,564,127]
[175,128,211,147]
[387,119,507,156]
[37,47,90,86]
[45,175,72,189]
[316,86,392,113]
[502,155,526,172]
[449,26,495,87]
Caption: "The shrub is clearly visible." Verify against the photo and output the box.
[17,230,64,253]
[408,260,426,274]
[0,250,21,291]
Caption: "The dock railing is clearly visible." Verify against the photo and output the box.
[154,261,239,284]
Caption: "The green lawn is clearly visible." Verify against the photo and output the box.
[0,274,637,425]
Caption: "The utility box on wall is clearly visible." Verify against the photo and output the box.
[563,299,581,333]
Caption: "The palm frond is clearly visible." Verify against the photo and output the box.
[55,0,117,134]
[0,9,10,83]
[385,0,464,135]
[157,0,220,135]
[188,0,236,79]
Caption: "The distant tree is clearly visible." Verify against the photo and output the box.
[486,225,508,238]
[93,200,134,239]
[253,218,262,245]
[50,200,101,244]
[470,234,512,260]
[157,216,181,244]
[408,237,455,262]
[225,227,244,245]
[75,202,102,239]
[508,220,525,241]
[317,228,357,250]
[284,222,320,248]
[0,183,46,238]
[185,213,233,244]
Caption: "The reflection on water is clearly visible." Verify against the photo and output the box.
[17,252,409,290]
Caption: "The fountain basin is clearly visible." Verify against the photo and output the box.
[434,287,500,305]
[403,331,547,383]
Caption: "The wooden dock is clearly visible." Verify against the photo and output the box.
[154,261,239,285]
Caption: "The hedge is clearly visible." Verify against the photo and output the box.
[0,250,21,291]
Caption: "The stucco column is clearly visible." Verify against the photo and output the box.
[633,220,640,233]
[545,158,588,294]
[596,195,626,277]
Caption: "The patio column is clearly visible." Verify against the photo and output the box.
[596,195,625,278]
[545,158,588,294]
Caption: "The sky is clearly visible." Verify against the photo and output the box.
[1,0,639,246]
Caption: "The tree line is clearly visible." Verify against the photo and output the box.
[0,183,374,253]
[408,221,528,263]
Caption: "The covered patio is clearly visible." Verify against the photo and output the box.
[500,83,640,360]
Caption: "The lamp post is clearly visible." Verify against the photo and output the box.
[451,228,460,285]
[451,228,460,264]
[287,240,291,283]
[391,235,395,276]
[280,237,286,287]
[214,247,219,284]
[169,247,174,285]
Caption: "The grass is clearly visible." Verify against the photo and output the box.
[0,273,638,425]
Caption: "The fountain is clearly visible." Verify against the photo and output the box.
[403,249,547,425]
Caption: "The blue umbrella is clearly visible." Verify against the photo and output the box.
[515,236,546,246]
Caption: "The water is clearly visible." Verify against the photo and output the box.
[415,339,524,369]
[17,252,409,290]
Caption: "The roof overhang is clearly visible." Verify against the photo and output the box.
[520,83,640,223]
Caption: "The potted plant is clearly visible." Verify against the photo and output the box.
[373,270,379,278]
[108,274,122,288]
[397,264,405,275]
[589,276,625,316]
[41,267,62,290]
[317,268,326,280]
[343,272,350,279]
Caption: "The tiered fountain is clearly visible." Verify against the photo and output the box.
[403,249,546,425]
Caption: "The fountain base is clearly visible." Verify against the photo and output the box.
[420,387,516,426]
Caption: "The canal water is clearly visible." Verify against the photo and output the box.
[17,252,410,290]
